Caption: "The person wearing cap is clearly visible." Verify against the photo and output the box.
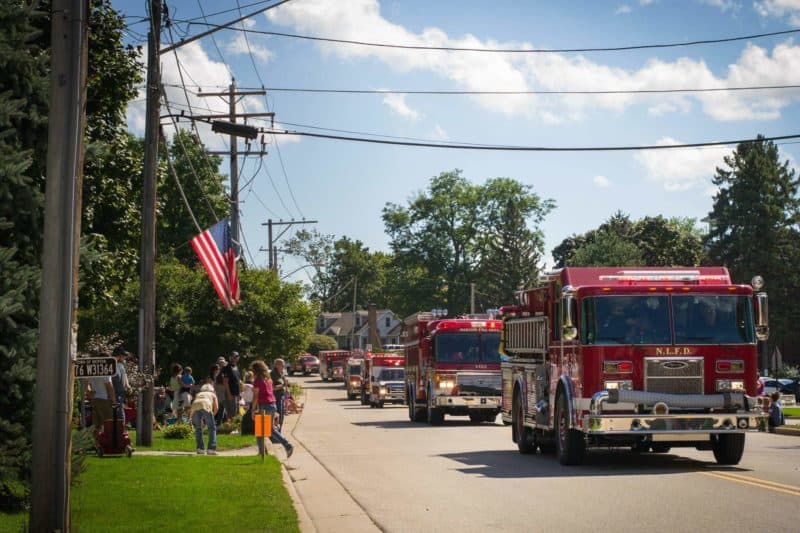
[222,351,242,420]
[112,346,131,425]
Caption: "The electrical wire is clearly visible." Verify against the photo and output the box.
[183,0,275,23]
[175,22,800,54]
[227,83,800,96]
[271,136,305,218]
[266,130,800,152]
[196,0,234,80]
[163,134,203,233]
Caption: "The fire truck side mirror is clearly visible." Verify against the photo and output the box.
[561,286,578,341]
[754,292,769,341]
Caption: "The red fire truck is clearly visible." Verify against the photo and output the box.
[344,356,364,400]
[361,353,405,408]
[319,349,350,382]
[500,267,769,466]
[405,313,503,425]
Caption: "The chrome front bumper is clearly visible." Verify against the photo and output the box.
[584,412,764,435]
[433,395,501,409]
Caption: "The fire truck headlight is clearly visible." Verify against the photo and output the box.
[379,387,387,396]
[604,380,633,391]
[716,379,745,392]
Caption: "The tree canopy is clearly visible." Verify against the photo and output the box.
[705,136,800,358]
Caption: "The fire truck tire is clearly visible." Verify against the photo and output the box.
[555,393,585,465]
[361,393,369,406]
[377,401,384,408]
[288,369,294,376]
[469,412,484,424]
[711,433,745,465]
[650,444,671,453]
[427,386,444,425]
[347,392,355,401]
[514,394,536,454]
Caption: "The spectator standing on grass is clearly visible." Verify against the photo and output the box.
[214,357,228,423]
[111,346,131,424]
[168,363,183,417]
[190,383,219,455]
[251,360,294,459]
[180,366,195,411]
[223,351,242,419]
[271,358,288,430]
[85,353,116,437]
[768,391,785,433]
[241,370,255,406]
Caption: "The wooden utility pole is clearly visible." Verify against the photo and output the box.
[29,0,89,529]
[262,219,318,271]
[198,83,267,258]
[137,0,162,447]
[470,282,476,314]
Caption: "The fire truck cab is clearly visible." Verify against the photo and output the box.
[500,267,769,465]
[405,313,503,425]
[361,354,405,408]
[319,350,350,382]
[345,357,364,400]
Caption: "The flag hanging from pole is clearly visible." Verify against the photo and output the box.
[191,219,240,309]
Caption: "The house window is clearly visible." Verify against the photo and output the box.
[385,316,391,328]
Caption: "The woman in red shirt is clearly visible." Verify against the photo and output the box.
[251,360,294,458]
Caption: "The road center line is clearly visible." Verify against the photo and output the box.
[700,472,800,497]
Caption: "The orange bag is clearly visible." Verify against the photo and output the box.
[254,412,272,438]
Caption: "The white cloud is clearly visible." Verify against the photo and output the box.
[126,42,274,151]
[615,5,632,14]
[755,0,800,25]
[430,125,449,140]
[225,20,274,62]
[593,175,612,187]
[698,0,738,11]
[635,137,730,191]
[381,93,422,120]
[265,0,800,123]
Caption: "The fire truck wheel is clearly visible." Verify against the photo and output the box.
[288,369,294,376]
[711,433,745,465]
[361,393,369,406]
[377,401,384,408]
[347,392,355,401]
[514,394,536,454]
[555,393,585,465]
[427,387,444,425]
[469,412,484,424]
[650,444,671,453]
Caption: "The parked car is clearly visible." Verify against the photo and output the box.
[778,378,800,402]
[760,377,782,396]
[289,354,320,376]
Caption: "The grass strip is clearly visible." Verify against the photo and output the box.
[127,429,255,451]
[783,406,800,417]
[70,455,298,532]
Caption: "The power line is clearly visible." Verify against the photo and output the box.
[266,130,800,152]
[181,0,275,25]
[222,83,800,96]
[271,135,305,218]
[176,22,800,54]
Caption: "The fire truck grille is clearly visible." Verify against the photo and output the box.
[386,383,404,395]
[457,374,501,396]
[644,357,704,394]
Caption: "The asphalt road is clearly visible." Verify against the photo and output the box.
[290,375,800,533]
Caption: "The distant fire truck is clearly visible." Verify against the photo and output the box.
[319,350,350,382]
[405,313,503,425]
[500,267,769,465]
[362,353,405,408]
[345,356,364,400]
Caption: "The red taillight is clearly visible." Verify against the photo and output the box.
[618,361,633,373]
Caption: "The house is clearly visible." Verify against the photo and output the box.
[316,310,403,350]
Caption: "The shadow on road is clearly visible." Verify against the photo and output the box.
[351,419,494,428]
[437,449,750,478]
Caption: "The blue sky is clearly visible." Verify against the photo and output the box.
[118,0,800,285]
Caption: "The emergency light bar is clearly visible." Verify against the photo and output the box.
[598,270,730,283]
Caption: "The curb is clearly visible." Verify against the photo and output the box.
[775,425,800,436]
[281,461,316,533]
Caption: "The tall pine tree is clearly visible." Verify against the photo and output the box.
[705,136,800,361]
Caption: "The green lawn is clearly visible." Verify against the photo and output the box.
[73,455,297,532]
[0,455,297,533]
[127,428,255,451]
[783,406,800,417]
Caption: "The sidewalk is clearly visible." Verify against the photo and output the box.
[282,392,380,533]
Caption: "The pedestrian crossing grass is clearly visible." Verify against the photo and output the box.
[70,455,298,532]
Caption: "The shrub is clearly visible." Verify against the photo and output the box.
[163,423,192,439]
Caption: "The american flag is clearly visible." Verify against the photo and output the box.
[190,219,240,309]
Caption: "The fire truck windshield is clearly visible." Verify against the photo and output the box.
[434,333,502,363]
[348,365,361,375]
[583,294,754,345]
[376,368,404,381]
